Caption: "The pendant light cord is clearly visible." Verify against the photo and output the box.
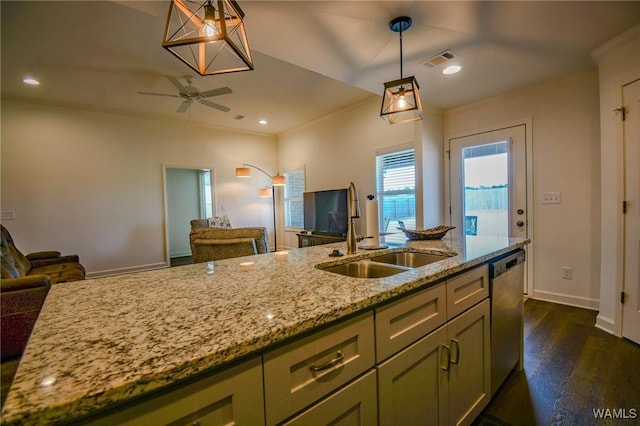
[399,26,404,79]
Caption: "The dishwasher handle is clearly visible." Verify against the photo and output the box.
[490,249,525,279]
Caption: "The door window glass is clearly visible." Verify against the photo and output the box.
[462,141,508,238]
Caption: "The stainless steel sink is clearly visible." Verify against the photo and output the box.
[319,260,410,278]
[370,252,451,268]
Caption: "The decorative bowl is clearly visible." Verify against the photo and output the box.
[397,224,456,240]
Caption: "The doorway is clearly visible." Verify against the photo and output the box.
[163,166,215,264]
[448,123,532,293]
[622,78,640,344]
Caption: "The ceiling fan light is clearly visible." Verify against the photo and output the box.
[163,0,253,76]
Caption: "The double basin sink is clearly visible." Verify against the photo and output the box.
[317,250,453,278]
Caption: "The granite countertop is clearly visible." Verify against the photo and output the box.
[1,235,528,425]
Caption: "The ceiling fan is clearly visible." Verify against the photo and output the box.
[138,75,232,113]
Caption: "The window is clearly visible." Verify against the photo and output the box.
[376,148,416,242]
[284,167,305,229]
[198,169,213,218]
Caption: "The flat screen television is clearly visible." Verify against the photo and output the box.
[303,188,348,237]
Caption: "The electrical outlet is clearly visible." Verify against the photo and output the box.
[562,266,573,280]
[0,211,15,221]
[542,192,561,204]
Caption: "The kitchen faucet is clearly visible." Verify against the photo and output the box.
[347,181,360,254]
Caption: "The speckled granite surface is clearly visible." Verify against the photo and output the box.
[1,235,527,425]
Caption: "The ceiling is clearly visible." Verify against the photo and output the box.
[2,1,640,135]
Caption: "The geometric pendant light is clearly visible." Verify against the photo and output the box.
[163,0,254,76]
[380,16,424,125]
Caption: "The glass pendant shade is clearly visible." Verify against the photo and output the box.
[163,0,253,76]
[380,76,424,125]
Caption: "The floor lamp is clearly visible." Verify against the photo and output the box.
[235,163,285,250]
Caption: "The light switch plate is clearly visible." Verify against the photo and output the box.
[542,192,561,204]
[1,211,15,220]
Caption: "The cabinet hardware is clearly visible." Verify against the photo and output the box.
[309,351,344,372]
[440,344,451,371]
[450,338,460,364]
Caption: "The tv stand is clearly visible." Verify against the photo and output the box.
[296,233,345,248]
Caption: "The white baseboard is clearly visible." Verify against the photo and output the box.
[86,262,168,279]
[170,251,192,258]
[595,314,617,335]
[532,290,599,311]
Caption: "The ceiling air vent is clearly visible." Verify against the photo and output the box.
[422,49,458,68]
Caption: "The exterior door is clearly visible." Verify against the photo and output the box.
[449,124,530,291]
[623,78,640,344]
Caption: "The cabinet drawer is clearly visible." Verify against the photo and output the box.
[282,370,377,426]
[375,282,447,362]
[264,312,375,425]
[447,264,489,319]
[87,356,264,426]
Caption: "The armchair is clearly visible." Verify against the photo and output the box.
[1,225,85,360]
[189,219,269,262]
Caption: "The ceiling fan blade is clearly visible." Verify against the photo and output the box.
[199,99,230,112]
[166,75,190,95]
[199,87,233,98]
[137,91,181,98]
[176,101,191,113]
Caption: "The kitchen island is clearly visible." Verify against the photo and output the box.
[1,235,528,425]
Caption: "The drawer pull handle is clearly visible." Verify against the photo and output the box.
[440,344,451,371]
[450,338,460,364]
[310,351,344,372]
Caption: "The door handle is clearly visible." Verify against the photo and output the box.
[310,351,344,372]
[440,344,451,371]
[450,338,460,364]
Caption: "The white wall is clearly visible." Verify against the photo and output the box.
[443,70,602,309]
[592,24,640,335]
[277,96,442,250]
[1,99,277,276]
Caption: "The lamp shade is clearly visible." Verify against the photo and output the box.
[272,175,286,186]
[235,166,251,177]
[380,76,424,125]
[163,0,253,76]
[259,187,273,197]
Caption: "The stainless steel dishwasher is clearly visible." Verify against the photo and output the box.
[489,249,526,396]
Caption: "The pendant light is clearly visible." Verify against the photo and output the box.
[163,0,253,76]
[380,16,423,125]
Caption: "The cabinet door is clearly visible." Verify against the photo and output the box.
[446,299,491,426]
[282,370,377,426]
[377,326,449,426]
[86,356,264,426]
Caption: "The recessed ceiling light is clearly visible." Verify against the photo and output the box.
[23,76,40,86]
[258,119,268,125]
[442,65,462,75]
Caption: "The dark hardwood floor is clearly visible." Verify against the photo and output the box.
[476,299,640,426]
